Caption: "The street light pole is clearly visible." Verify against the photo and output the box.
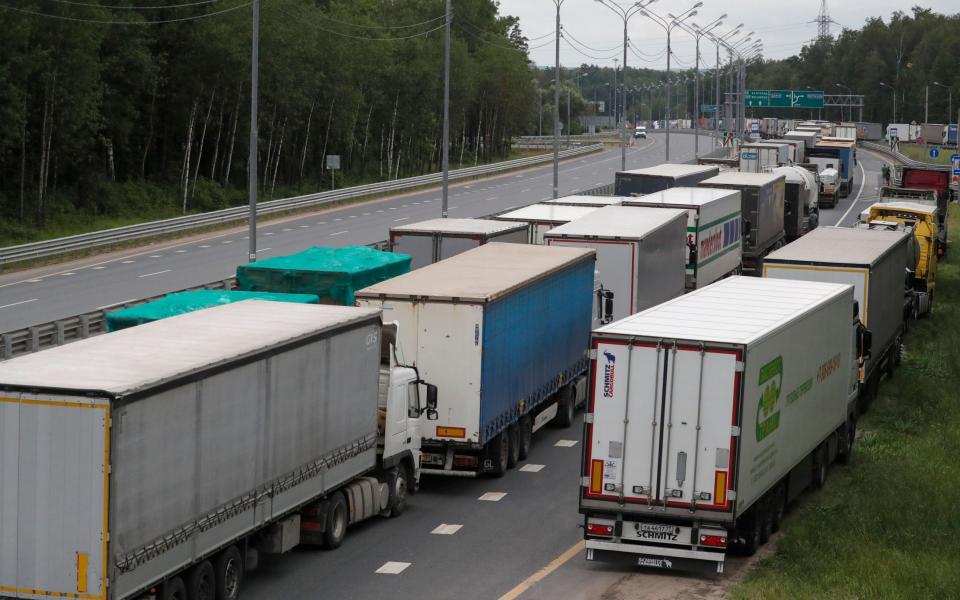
[641,2,701,162]
[552,0,565,199]
[674,16,725,158]
[880,82,896,124]
[934,81,952,126]
[247,0,259,263]
[441,0,451,218]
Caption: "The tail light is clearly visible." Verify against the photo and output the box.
[453,455,477,468]
[699,534,727,548]
[587,523,614,537]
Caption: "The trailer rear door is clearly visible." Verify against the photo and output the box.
[586,340,740,512]
[0,393,110,600]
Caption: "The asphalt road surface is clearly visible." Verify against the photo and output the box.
[0,132,711,332]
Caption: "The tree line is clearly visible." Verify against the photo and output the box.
[0,0,540,241]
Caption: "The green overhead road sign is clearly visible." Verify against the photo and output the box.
[745,90,825,109]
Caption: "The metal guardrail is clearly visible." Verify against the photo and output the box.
[0,145,603,269]
[860,141,952,171]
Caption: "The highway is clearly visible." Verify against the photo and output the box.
[0,132,710,332]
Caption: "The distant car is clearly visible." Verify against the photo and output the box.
[634,127,647,139]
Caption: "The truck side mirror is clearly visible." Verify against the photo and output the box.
[743,220,752,237]
[604,294,615,324]
[425,383,438,411]
[857,327,873,361]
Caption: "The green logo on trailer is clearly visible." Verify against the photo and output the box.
[756,356,783,441]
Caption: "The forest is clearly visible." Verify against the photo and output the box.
[1,4,958,244]
[0,0,545,243]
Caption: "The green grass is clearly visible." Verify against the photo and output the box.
[899,143,956,166]
[730,206,960,599]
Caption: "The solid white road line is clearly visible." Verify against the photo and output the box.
[838,159,869,227]
[431,524,463,535]
[478,492,507,502]
[0,299,38,310]
[375,562,411,575]
[138,269,171,278]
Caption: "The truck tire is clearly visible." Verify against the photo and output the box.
[213,546,243,600]
[893,337,903,367]
[507,424,520,468]
[812,445,828,489]
[324,492,348,549]
[388,465,410,518]
[837,420,856,466]
[187,560,215,600]
[518,415,533,461]
[554,389,575,428]
[737,509,763,556]
[162,577,187,600]
[486,432,509,477]
[770,484,787,533]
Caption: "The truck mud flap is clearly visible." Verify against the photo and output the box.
[585,540,724,574]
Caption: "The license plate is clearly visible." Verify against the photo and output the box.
[638,523,675,534]
[421,453,444,466]
[630,521,687,544]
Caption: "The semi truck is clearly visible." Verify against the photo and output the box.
[621,187,743,290]
[763,227,910,411]
[699,172,786,275]
[580,276,863,574]
[858,201,939,317]
[492,204,599,244]
[856,122,883,141]
[771,166,819,241]
[921,123,945,144]
[356,243,595,477]
[543,206,687,328]
[544,195,626,208]
[833,124,857,140]
[738,143,790,173]
[0,300,438,600]
[614,164,720,197]
[784,130,819,157]
[809,139,857,198]
[765,138,803,164]
[896,165,954,251]
[389,218,527,269]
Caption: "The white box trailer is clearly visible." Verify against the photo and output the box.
[738,143,790,173]
[763,227,910,411]
[0,301,436,600]
[544,195,627,207]
[621,188,743,290]
[390,218,527,269]
[784,130,819,156]
[765,139,803,164]
[493,204,599,243]
[581,277,860,574]
[614,164,720,197]
[543,206,687,328]
[356,243,595,477]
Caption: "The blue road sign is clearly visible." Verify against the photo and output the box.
[930,146,940,159]
[952,153,960,161]
[701,104,719,113]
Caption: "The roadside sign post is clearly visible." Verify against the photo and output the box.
[326,155,341,191]
[930,146,941,160]
[952,154,960,189]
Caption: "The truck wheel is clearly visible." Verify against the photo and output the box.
[770,484,787,533]
[187,560,215,600]
[554,389,575,428]
[388,465,410,518]
[518,416,533,461]
[760,498,773,545]
[893,338,903,367]
[507,424,520,468]
[162,577,187,600]
[213,546,243,600]
[837,420,856,465]
[486,432,509,477]
[812,445,829,489]
[324,492,348,549]
[737,510,763,556]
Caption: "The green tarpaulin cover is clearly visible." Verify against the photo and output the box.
[106,290,320,332]
[236,246,411,305]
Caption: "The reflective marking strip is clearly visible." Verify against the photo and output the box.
[590,459,603,494]
[77,552,88,592]
[714,471,727,506]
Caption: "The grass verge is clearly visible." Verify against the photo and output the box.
[898,143,956,166]
[730,205,960,598]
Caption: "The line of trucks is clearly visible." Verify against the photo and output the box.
[0,144,943,597]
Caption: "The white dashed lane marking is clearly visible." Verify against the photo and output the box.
[138,269,171,278]
[122,260,136,263]
[393,217,409,222]
[431,524,463,535]
[330,231,349,237]
[0,299,38,310]
[555,440,578,447]
[519,464,545,473]
[375,562,411,575]
[478,492,507,502]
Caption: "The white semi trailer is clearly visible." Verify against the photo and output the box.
[0,301,436,600]
[580,277,864,573]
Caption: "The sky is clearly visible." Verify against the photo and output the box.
[495,0,959,69]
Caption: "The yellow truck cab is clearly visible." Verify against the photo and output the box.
[859,201,938,317]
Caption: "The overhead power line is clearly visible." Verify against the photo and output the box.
[0,1,250,24]
[38,0,221,9]
[277,7,446,41]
